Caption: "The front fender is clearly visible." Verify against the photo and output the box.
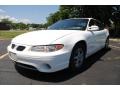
[51,32,89,53]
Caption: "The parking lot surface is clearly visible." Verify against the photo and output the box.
[0,39,120,85]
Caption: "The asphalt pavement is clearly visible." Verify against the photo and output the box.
[0,39,10,56]
[0,39,120,85]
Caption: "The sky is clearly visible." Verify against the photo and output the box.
[0,5,59,24]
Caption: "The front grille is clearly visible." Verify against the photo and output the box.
[16,46,25,51]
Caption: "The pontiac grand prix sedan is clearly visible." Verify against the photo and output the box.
[7,18,109,73]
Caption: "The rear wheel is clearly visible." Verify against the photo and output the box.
[69,43,86,72]
[104,37,109,49]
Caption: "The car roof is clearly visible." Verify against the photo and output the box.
[64,18,93,20]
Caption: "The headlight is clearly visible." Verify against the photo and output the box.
[31,44,64,52]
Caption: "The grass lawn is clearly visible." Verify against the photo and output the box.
[0,30,31,39]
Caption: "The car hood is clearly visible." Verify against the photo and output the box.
[12,30,78,45]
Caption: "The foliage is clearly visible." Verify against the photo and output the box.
[46,5,114,26]
[1,18,12,24]
[83,6,112,25]
[0,19,45,30]
[1,19,13,29]
[59,5,84,19]
[47,11,60,26]
[0,19,29,30]
[12,23,29,30]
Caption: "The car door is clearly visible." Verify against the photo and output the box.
[88,19,105,52]
[86,19,98,55]
[96,20,107,47]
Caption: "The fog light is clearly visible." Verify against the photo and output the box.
[42,64,51,70]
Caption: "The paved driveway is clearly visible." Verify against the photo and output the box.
[0,39,120,85]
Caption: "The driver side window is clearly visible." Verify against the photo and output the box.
[89,19,104,30]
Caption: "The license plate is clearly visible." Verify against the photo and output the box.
[9,52,17,61]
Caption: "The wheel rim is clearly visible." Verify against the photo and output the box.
[73,48,84,68]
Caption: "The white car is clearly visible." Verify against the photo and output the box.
[7,18,109,73]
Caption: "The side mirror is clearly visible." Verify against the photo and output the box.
[88,25,99,31]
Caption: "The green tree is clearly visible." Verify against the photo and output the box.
[1,18,12,24]
[111,5,120,37]
[46,5,113,26]
[59,5,84,19]
[18,23,28,30]
[1,19,29,30]
[46,11,60,26]
[1,18,13,29]
[12,23,28,30]
[83,6,112,25]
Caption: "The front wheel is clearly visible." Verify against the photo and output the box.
[69,43,86,72]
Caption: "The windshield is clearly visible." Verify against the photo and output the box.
[48,19,88,30]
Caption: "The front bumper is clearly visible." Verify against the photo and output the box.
[7,44,71,73]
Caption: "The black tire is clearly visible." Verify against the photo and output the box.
[104,37,109,50]
[69,43,86,72]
